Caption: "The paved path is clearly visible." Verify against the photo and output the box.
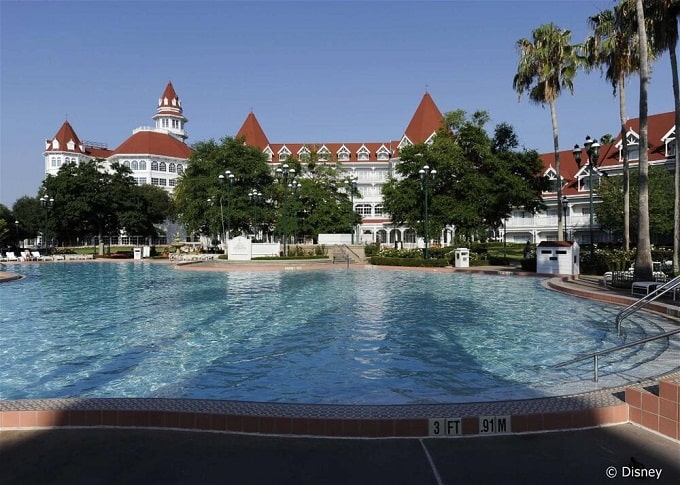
[1,424,679,484]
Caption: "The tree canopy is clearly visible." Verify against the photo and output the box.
[382,111,549,241]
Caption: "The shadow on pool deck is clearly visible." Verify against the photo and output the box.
[1,424,679,485]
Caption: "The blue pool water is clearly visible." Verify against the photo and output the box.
[0,262,676,404]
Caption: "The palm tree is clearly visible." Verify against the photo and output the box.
[584,6,642,251]
[646,0,680,273]
[634,0,654,281]
[513,23,579,241]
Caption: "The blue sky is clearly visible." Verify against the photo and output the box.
[0,0,674,207]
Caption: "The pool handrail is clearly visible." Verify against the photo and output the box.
[615,275,680,335]
[554,326,680,382]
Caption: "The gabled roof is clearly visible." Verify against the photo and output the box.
[403,92,445,144]
[236,112,270,149]
[113,130,193,159]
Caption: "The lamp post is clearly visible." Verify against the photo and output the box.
[419,164,437,259]
[572,136,601,257]
[40,195,54,250]
[218,170,235,251]
[276,164,300,256]
[345,175,358,244]
[561,196,569,241]
[14,220,19,250]
[249,189,262,240]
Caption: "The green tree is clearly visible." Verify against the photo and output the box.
[596,166,674,244]
[513,23,579,241]
[41,159,142,253]
[118,184,174,242]
[12,197,43,245]
[174,137,274,244]
[382,112,548,242]
[277,153,361,243]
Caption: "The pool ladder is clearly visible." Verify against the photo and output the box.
[555,275,680,382]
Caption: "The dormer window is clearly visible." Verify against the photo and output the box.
[377,146,391,160]
[67,140,75,151]
[318,147,330,162]
[667,138,676,158]
[337,146,350,161]
[263,146,273,162]
[617,131,640,161]
[298,147,311,161]
[543,168,562,193]
[52,139,60,150]
[278,146,291,162]
[358,146,370,161]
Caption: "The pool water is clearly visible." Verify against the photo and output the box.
[0,262,676,404]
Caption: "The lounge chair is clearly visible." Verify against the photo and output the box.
[32,251,54,261]
[5,251,19,262]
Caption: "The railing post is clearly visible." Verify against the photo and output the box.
[593,355,599,382]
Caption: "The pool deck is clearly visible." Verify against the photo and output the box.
[1,261,679,484]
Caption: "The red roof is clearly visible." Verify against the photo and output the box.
[540,111,675,196]
[113,130,192,159]
[236,112,270,149]
[155,81,184,118]
[403,92,445,144]
[46,121,85,154]
[235,93,445,163]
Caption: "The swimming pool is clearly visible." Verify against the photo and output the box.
[1,262,677,404]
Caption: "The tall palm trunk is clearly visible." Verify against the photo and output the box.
[634,0,653,280]
[618,74,630,251]
[550,100,564,241]
[671,41,680,273]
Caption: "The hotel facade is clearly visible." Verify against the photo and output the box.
[44,82,676,246]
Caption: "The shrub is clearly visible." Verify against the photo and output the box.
[364,242,381,257]
[369,256,448,267]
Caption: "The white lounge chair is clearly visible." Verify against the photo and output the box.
[32,251,54,261]
[5,251,19,262]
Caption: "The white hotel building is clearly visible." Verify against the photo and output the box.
[44,82,677,246]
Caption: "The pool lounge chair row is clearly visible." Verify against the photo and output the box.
[0,251,95,262]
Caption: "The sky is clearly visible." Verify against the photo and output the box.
[0,0,675,207]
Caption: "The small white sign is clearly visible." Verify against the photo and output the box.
[479,415,511,434]
[429,418,462,436]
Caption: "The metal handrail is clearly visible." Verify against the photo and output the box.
[554,327,680,382]
[616,275,680,335]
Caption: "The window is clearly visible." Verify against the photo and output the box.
[169,179,176,187]
[374,205,384,216]
[172,119,179,129]
[318,148,330,161]
[355,204,372,216]
[151,178,160,186]
[131,160,139,170]
[158,178,167,186]
[135,177,147,185]
[151,161,159,171]
[627,144,639,160]
[123,160,130,168]
[162,119,168,128]
[377,149,390,160]
[159,162,167,172]
[404,229,416,243]
[139,161,147,170]
[169,163,176,173]
[357,147,370,161]
[337,147,350,161]
[51,157,58,167]
[176,164,184,174]
[667,139,676,157]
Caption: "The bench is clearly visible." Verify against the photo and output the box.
[631,281,659,296]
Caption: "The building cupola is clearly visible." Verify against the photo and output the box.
[152,81,188,142]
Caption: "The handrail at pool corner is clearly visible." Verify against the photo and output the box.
[554,327,680,382]
[615,275,680,336]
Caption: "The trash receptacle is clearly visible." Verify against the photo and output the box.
[133,247,142,260]
[454,248,469,268]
